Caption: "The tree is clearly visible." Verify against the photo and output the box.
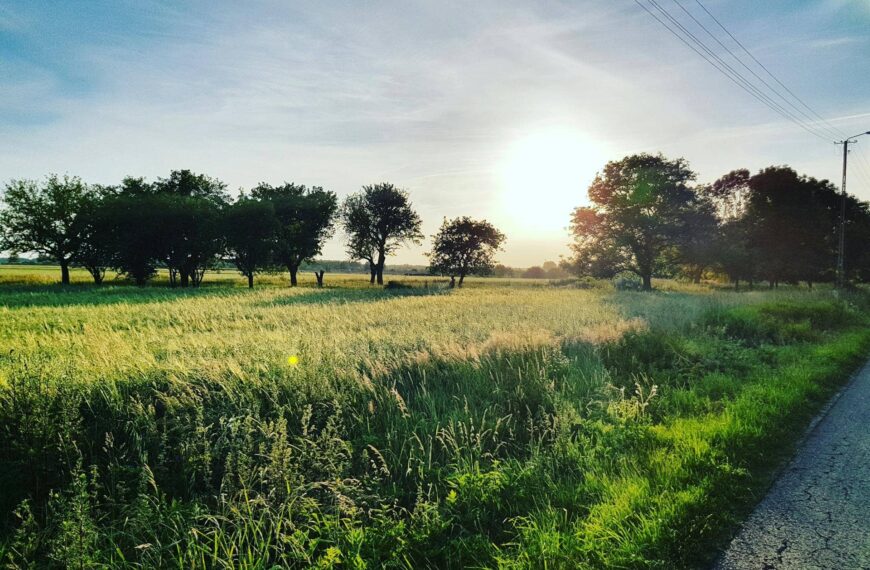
[542,260,569,279]
[427,217,505,286]
[0,175,95,285]
[677,195,719,283]
[340,183,423,285]
[152,170,228,287]
[702,170,756,288]
[566,154,698,290]
[741,167,836,288]
[844,195,870,283]
[251,183,338,286]
[99,178,163,285]
[223,197,279,289]
[523,266,546,279]
[492,264,514,278]
[74,188,114,284]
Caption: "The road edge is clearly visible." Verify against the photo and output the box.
[709,354,870,568]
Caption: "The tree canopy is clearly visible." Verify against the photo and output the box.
[223,197,280,288]
[251,183,338,286]
[566,154,698,290]
[427,217,505,286]
[340,183,423,285]
[0,175,97,284]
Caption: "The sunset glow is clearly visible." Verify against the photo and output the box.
[498,128,608,236]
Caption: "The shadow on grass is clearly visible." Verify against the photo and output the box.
[259,285,450,307]
[0,283,248,309]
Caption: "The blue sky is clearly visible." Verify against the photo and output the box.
[2,0,869,265]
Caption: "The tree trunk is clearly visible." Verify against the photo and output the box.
[642,273,652,291]
[458,273,466,287]
[369,264,376,285]
[449,275,456,288]
[640,273,652,291]
[289,265,298,287]
[60,260,70,285]
[247,273,254,289]
[376,251,385,285]
[88,267,104,285]
[180,270,190,288]
[314,270,325,288]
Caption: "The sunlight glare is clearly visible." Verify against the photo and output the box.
[498,128,607,236]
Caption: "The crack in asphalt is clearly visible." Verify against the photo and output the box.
[714,359,870,570]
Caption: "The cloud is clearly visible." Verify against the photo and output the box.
[0,0,869,265]
[807,35,866,49]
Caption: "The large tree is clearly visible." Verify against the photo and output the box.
[152,170,228,287]
[741,167,836,288]
[341,183,423,285]
[0,175,96,285]
[427,217,505,286]
[251,183,338,286]
[678,191,720,284]
[98,181,163,285]
[74,187,115,284]
[223,197,279,289]
[566,154,699,290]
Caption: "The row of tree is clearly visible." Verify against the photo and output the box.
[565,154,870,290]
[0,171,506,288]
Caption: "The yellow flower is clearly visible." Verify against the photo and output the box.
[287,355,299,366]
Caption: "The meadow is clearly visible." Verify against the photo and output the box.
[1,266,869,568]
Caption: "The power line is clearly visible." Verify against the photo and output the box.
[647,0,836,142]
[635,0,833,142]
[692,0,847,139]
[673,0,844,141]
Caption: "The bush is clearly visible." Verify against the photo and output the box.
[612,272,644,291]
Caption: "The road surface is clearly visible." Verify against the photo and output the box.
[715,358,870,569]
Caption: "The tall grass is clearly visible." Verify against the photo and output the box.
[0,270,867,568]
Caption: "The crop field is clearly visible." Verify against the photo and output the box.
[1,267,869,568]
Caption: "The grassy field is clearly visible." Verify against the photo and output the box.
[1,266,869,568]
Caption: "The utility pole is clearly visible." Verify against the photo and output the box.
[835,131,870,288]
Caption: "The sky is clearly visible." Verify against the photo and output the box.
[1,0,869,266]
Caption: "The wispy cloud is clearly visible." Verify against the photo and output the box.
[807,35,866,49]
[0,0,868,265]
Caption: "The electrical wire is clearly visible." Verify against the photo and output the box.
[673,0,844,141]
[635,0,833,142]
[692,0,848,139]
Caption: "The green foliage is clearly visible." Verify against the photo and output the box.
[567,154,699,290]
[251,183,338,286]
[0,175,97,285]
[340,183,423,285]
[427,217,506,286]
[223,197,280,288]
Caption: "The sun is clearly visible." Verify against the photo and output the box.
[498,128,607,236]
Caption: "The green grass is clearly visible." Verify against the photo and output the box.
[0,266,868,568]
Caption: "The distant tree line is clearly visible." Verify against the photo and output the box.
[564,154,870,290]
[0,171,506,288]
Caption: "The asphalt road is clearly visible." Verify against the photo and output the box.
[715,359,870,569]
